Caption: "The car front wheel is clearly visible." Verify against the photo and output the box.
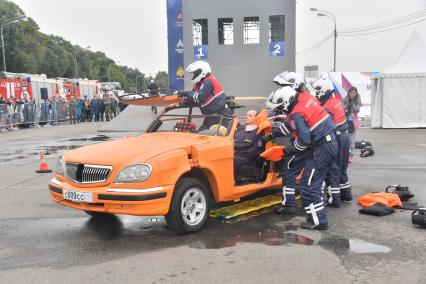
[166,178,210,234]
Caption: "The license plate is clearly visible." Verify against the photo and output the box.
[63,189,93,203]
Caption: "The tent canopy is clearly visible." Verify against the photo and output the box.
[371,30,426,128]
[382,30,426,75]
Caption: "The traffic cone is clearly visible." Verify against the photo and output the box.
[36,152,52,173]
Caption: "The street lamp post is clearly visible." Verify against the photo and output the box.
[310,8,337,71]
[1,14,27,72]
[135,75,144,93]
[74,50,78,78]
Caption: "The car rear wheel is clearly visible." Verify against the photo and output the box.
[166,178,210,234]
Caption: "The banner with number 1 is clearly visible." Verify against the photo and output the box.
[194,45,208,60]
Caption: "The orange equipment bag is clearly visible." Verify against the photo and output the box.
[260,146,285,162]
[357,192,402,208]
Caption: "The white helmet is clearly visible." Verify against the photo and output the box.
[266,86,297,114]
[311,77,334,101]
[273,71,305,91]
[186,60,211,84]
[273,71,293,86]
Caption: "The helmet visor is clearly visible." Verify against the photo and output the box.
[191,68,202,81]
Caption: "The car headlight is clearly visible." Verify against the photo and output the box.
[55,156,65,177]
[115,164,152,183]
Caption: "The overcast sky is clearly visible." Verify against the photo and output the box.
[10,0,426,75]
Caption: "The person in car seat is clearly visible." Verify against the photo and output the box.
[233,110,264,179]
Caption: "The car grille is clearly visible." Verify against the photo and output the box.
[66,163,112,183]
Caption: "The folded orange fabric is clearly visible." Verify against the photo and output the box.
[257,120,272,135]
[260,146,285,161]
[358,192,402,208]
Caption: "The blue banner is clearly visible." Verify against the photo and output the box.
[270,41,285,57]
[167,0,184,93]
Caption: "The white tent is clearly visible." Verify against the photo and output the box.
[371,30,426,128]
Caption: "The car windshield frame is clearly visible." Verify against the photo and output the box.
[145,111,236,137]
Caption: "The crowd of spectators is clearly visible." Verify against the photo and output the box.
[0,92,120,132]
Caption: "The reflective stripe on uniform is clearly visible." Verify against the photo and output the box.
[278,122,291,135]
[306,203,324,226]
[307,168,315,186]
[304,202,324,210]
[282,186,295,205]
[284,187,295,194]
[327,187,340,203]
[294,139,308,151]
[287,155,295,169]
[193,92,200,103]
[340,182,351,189]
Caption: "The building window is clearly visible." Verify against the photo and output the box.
[269,15,285,42]
[243,16,260,44]
[218,18,234,45]
[192,19,208,46]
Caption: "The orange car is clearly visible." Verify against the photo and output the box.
[48,97,284,234]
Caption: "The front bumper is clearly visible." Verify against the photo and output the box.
[48,178,174,216]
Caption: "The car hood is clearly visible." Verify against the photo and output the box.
[63,133,209,165]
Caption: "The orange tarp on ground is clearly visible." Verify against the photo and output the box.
[358,192,402,207]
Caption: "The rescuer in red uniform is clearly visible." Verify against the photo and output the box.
[263,72,312,216]
[177,60,233,130]
[312,77,350,208]
[266,86,337,230]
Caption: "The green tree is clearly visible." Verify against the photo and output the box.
[0,0,168,92]
[154,71,169,94]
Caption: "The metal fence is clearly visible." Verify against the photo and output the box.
[0,100,120,131]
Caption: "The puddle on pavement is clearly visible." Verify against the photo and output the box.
[77,211,391,257]
[42,145,82,155]
[65,135,111,142]
[0,145,82,162]
[349,239,392,253]
[0,209,392,271]
[0,136,112,162]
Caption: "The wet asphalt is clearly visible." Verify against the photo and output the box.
[1,120,426,284]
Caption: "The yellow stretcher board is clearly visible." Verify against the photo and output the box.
[209,194,283,220]
[118,94,180,107]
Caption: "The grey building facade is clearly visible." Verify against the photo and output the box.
[182,0,295,98]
